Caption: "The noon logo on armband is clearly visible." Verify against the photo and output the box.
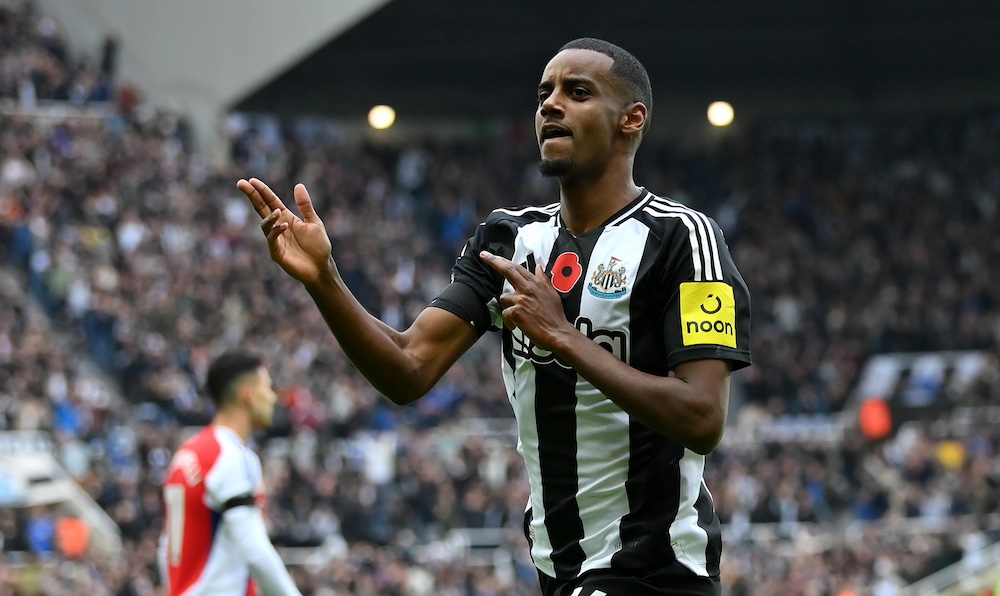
[680,281,737,348]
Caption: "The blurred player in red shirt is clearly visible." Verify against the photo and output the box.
[160,350,300,596]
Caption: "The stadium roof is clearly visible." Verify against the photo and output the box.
[232,0,1000,126]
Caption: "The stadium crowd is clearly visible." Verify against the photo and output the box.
[2,1,1000,594]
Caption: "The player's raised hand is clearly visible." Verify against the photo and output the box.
[238,178,332,285]
[480,251,571,350]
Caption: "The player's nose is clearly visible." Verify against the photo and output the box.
[539,91,565,118]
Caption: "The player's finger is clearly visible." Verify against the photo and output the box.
[266,220,288,246]
[237,178,271,218]
[293,184,321,224]
[500,306,517,330]
[249,178,289,214]
[480,251,531,287]
[260,208,282,235]
[498,292,517,309]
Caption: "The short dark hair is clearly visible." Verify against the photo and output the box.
[558,38,653,137]
[205,350,263,407]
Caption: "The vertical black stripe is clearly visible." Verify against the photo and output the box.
[613,231,685,569]
[695,483,722,576]
[613,426,683,570]
[523,505,534,549]
[502,331,515,375]
[534,363,586,578]
[534,230,593,578]
[525,252,537,274]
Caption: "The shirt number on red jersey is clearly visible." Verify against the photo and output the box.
[164,485,185,566]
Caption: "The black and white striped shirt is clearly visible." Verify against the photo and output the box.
[431,189,751,581]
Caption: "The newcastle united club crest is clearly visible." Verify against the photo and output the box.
[588,257,628,299]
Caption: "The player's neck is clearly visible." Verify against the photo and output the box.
[558,166,641,236]
[212,411,252,444]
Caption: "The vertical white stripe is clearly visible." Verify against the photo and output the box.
[683,209,713,279]
[668,451,711,577]
[574,220,649,573]
[694,208,723,281]
[501,218,559,297]
[706,220,723,280]
[506,217,561,577]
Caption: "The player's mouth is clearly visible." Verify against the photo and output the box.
[540,124,572,143]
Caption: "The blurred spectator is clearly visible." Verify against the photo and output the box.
[54,512,89,560]
[25,506,54,557]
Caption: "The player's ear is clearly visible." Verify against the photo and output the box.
[236,381,254,407]
[621,102,647,137]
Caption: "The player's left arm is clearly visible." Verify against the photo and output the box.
[480,250,739,455]
[221,503,302,596]
[204,444,301,594]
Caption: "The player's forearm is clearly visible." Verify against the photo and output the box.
[551,331,729,454]
[302,259,433,403]
[247,549,302,596]
[222,507,302,596]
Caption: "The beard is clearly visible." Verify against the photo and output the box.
[538,157,572,178]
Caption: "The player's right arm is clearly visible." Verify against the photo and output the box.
[237,178,478,404]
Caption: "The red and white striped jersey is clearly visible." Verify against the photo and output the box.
[162,425,266,596]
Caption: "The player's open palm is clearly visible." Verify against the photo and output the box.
[238,178,332,285]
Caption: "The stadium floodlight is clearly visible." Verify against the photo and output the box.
[368,105,396,130]
[707,101,734,127]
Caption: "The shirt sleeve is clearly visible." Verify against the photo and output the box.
[203,441,258,510]
[429,217,515,336]
[662,215,752,371]
[220,505,302,596]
